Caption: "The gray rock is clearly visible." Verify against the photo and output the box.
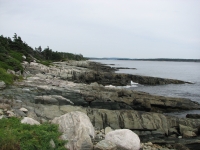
[94,140,117,150]
[14,109,27,117]
[168,127,179,136]
[27,111,39,121]
[49,139,56,149]
[21,117,40,125]
[7,110,15,117]
[183,131,197,138]
[105,126,113,135]
[179,124,198,135]
[7,69,15,75]
[0,81,6,90]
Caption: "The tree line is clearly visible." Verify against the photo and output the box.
[0,33,86,62]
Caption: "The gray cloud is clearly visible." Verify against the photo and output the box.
[0,0,200,58]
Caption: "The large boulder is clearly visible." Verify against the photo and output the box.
[51,111,95,150]
[105,129,140,150]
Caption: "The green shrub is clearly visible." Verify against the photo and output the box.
[0,49,23,73]
[10,51,23,62]
[5,57,23,72]
[0,117,66,150]
[0,61,13,70]
[0,67,14,84]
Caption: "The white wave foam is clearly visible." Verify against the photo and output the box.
[131,81,138,85]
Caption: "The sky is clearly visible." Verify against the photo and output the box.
[0,0,200,59]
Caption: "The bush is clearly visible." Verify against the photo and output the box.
[0,117,66,150]
[10,51,23,62]
[5,57,23,72]
[0,67,14,84]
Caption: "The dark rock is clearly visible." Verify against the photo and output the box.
[186,114,200,119]
[113,67,136,70]
[174,143,190,150]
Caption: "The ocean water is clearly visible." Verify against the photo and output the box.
[91,60,200,117]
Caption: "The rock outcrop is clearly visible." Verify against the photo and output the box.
[0,60,199,149]
[23,61,190,86]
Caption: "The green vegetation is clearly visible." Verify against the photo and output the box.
[0,117,66,150]
[0,68,14,84]
[0,33,86,84]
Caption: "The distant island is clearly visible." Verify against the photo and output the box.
[88,57,200,62]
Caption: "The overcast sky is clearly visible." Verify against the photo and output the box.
[0,0,200,59]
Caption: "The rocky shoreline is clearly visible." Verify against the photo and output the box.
[0,60,200,150]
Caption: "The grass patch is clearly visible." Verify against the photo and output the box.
[0,67,14,84]
[39,60,53,66]
[10,51,23,62]
[0,117,66,150]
